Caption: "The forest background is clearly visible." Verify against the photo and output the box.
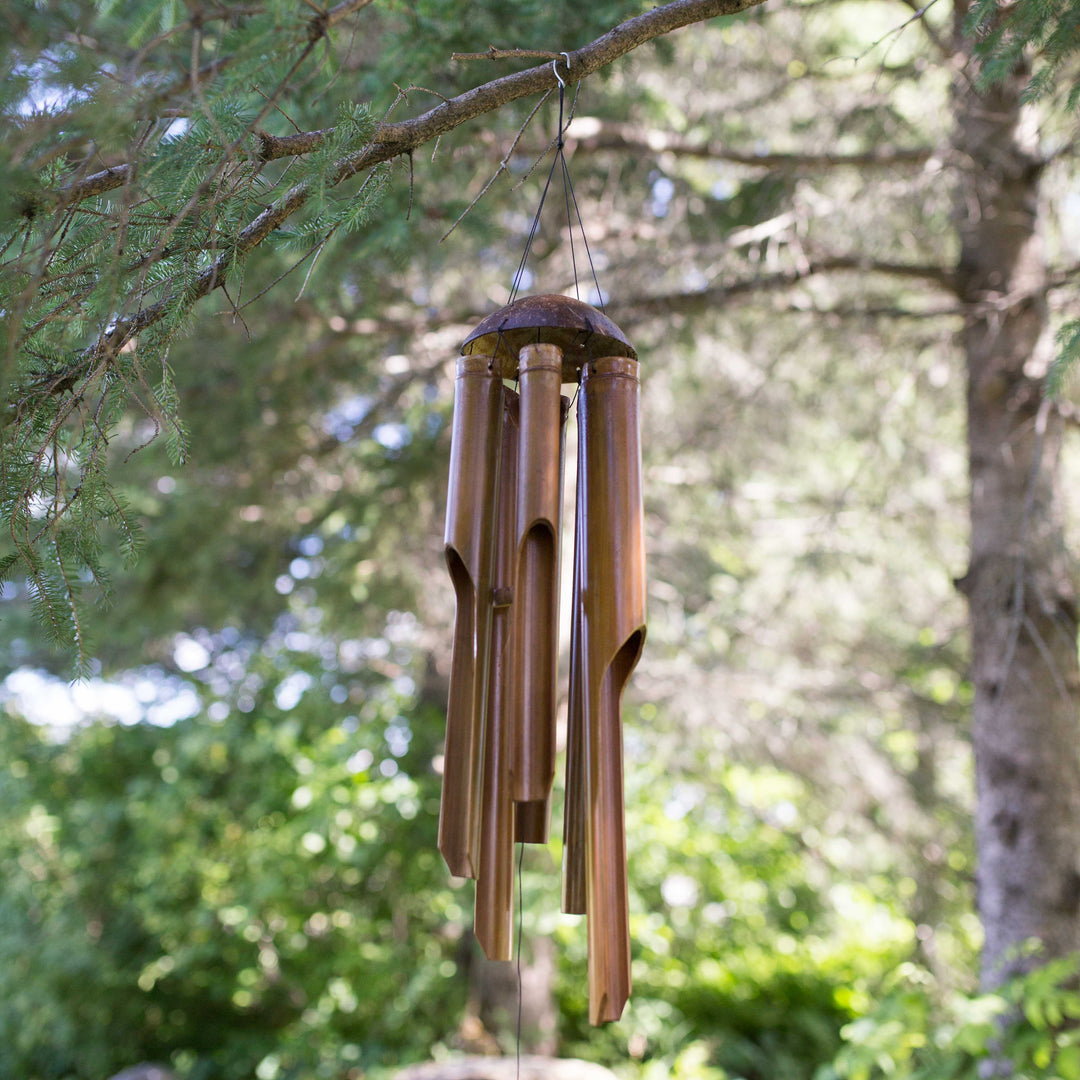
[4,0,1080,1078]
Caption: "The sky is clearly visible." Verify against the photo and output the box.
[2,665,201,739]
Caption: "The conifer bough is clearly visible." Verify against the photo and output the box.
[0,0,766,662]
[79,0,770,361]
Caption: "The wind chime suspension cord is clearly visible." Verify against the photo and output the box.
[508,55,606,313]
[508,105,563,305]
[560,147,579,303]
[559,150,606,312]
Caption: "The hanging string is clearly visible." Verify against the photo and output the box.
[560,150,605,312]
[507,99,561,305]
[508,54,607,312]
[560,123,580,303]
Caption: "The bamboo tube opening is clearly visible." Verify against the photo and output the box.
[515,797,550,844]
[513,524,558,804]
[511,344,567,831]
[579,354,645,1025]
[586,631,643,1025]
[439,357,504,880]
[440,551,477,878]
[473,387,520,959]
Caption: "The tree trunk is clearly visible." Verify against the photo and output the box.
[471,934,558,1056]
[952,2,1080,987]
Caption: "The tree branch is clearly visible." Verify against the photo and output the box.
[1047,263,1080,291]
[804,252,958,291]
[36,0,769,210]
[76,0,770,362]
[257,128,334,161]
[22,1,378,211]
[451,47,569,62]
[45,164,134,212]
[344,0,768,160]
[608,255,957,318]
[896,0,951,58]
[36,92,936,217]
[264,254,963,343]
[323,0,378,32]
[561,117,936,169]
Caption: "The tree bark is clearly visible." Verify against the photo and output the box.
[952,2,1080,987]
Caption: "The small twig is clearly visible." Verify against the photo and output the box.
[322,0,377,32]
[453,47,568,62]
[440,89,552,242]
[513,82,580,189]
[221,283,252,339]
[381,83,411,124]
[828,0,943,69]
[406,83,452,104]
[314,5,362,103]
[393,81,453,108]
[897,0,950,57]
[406,151,414,220]
[251,84,305,133]
[217,236,327,313]
[295,229,336,301]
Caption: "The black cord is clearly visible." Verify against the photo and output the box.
[561,152,606,312]
[509,142,559,304]
[560,139,579,301]
[509,70,606,310]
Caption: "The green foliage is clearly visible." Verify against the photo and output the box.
[966,0,1080,105]
[1048,318,1080,398]
[0,0,657,664]
[0,679,943,1080]
[829,954,1080,1080]
[0,622,464,1079]
[0,0,393,659]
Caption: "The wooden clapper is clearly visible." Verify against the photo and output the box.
[440,294,646,1025]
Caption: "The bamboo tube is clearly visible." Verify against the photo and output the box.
[511,343,569,841]
[562,427,587,916]
[474,387,520,961]
[440,356,504,879]
[579,356,646,1025]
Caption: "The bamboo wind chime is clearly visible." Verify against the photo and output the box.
[439,294,646,1024]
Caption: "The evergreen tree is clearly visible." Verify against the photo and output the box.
[0,0,761,665]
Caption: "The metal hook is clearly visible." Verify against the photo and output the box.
[552,51,570,88]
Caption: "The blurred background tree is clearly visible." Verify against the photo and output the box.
[4,0,1080,1078]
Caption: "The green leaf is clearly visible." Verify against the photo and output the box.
[1058,1045,1080,1080]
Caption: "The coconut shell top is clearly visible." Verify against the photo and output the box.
[461,294,635,380]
